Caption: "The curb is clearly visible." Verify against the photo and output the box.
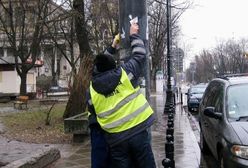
[2,147,60,168]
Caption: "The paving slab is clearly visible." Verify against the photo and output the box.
[0,92,203,168]
[50,92,203,168]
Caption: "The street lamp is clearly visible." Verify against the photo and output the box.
[181,37,197,69]
[189,62,196,84]
[164,0,174,114]
[162,1,176,167]
[172,47,183,91]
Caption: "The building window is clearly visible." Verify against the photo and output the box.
[7,47,14,57]
[0,48,3,57]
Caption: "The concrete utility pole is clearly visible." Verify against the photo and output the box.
[119,0,151,100]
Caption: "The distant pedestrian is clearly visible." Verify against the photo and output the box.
[87,23,156,168]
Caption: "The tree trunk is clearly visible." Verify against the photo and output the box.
[51,55,57,86]
[63,55,93,118]
[150,68,156,92]
[20,72,27,96]
[57,57,61,82]
[63,0,92,118]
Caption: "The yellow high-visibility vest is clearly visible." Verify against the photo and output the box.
[90,68,153,133]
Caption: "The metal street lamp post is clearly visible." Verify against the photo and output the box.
[190,62,196,84]
[162,0,175,167]
[164,0,174,113]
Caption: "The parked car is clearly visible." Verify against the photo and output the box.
[186,83,208,112]
[199,74,248,167]
[47,85,69,97]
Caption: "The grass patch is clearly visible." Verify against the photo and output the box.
[1,103,72,144]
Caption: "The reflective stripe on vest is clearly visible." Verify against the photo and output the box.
[90,68,153,133]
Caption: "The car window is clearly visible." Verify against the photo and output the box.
[213,83,224,113]
[205,83,218,107]
[191,87,206,94]
[201,84,213,107]
[203,81,223,112]
[227,84,248,119]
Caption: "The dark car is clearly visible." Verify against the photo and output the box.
[199,74,248,167]
[47,86,69,96]
[186,83,207,112]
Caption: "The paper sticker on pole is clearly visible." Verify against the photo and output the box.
[129,16,138,25]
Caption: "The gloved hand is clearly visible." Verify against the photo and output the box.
[112,33,120,48]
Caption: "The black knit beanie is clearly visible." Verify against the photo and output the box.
[94,53,116,72]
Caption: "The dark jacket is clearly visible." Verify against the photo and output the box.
[87,34,155,147]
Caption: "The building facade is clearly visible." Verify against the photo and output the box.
[0,0,77,95]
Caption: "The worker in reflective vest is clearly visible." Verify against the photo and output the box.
[88,23,156,168]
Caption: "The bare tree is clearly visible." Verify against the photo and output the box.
[0,0,51,95]
[148,0,192,91]
[40,0,118,118]
[43,1,80,86]
[89,0,119,54]
[194,51,215,82]
[148,0,167,90]
[63,0,93,118]
[189,38,248,83]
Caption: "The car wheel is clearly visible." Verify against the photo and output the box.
[200,129,210,154]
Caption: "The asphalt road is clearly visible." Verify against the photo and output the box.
[185,108,219,168]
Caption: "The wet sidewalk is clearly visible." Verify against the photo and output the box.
[49,92,203,168]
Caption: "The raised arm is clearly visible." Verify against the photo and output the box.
[122,23,146,87]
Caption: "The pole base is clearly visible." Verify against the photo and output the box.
[164,89,175,114]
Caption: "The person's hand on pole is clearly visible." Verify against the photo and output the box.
[130,23,139,35]
[112,33,120,48]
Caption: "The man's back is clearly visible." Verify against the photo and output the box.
[89,23,156,168]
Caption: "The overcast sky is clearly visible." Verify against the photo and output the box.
[179,0,248,65]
